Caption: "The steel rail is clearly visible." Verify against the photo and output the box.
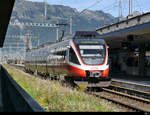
[108,84,150,100]
[91,88,150,112]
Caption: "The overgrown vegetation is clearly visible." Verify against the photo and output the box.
[4,65,120,112]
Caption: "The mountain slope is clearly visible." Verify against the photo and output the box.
[7,0,118,46]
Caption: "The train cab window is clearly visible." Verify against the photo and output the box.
[69,47,80,65]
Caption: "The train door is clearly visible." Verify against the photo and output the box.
[65,45,70,63]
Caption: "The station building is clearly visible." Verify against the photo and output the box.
[96,12,150,77]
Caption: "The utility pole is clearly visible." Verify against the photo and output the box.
[25,31,38,51]
[119,0,123,21]
[56,21,59,42]
[56,26,59,42]
[48,16,72,35]
[26,31,32,52]
[104,17,106,26]
[69,17,72,35]
[128,0,133,18]
[38,39,40,47]
[127,0,133,19]
[44,0,47,20]
[129,0,132,16]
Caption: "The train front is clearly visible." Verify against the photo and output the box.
[67,31,111,87]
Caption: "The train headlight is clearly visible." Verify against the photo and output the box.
[101,68,109,77]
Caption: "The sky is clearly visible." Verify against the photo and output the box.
[26,0,150,17]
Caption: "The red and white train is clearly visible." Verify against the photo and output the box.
[25,31,111,87]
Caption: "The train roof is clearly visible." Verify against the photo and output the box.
[0,0,15,47]
[27,31,102,52]
[62,34,74,41]
[37,42,55,48]
[73,31,101,39]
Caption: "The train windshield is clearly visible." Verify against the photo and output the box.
[73,39,106,65]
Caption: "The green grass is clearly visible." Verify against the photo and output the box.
[4,65,120,112]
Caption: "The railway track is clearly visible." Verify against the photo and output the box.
[108,85,150,100]
[89,86,150,112]
[9,64,150,112]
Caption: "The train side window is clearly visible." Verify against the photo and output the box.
[69,47,80,65]
[55,50,66,56]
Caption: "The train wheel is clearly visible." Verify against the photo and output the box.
[64,76,76,88]
[34,70,38,76]
[50,75,60,81]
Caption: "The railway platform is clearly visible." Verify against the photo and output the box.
[111,73,150,92]
[0,65,44,112]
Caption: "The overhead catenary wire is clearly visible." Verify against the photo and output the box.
[134,0,144,14]
[84,0,103,10]
[79,0,103,15]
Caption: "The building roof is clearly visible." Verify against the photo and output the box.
[0,0,15,47]
[96,12,150,49]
